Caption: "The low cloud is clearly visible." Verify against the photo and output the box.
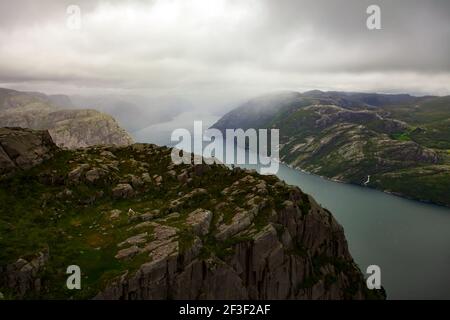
[0,0,449,109]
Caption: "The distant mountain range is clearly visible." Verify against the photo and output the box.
[212,91,450,207]
[0,88,134,148]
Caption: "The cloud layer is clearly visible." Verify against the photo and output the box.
[1,0,449,107]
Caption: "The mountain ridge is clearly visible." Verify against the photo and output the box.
[212,91,450,207]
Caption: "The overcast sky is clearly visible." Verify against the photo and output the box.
[0,0,449,108]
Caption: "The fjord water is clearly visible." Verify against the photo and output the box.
[135,116,450,300]
[265,164,450,299]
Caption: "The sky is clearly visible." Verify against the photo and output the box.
[0,0,449,109]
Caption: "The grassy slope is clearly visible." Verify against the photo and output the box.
[233,97,450,206]
[0,145,313,299]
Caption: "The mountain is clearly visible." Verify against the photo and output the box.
[212,91,450,207]
[0,88,134,148]
[0,127,384,300]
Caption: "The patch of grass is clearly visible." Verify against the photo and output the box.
[391,131,411,141]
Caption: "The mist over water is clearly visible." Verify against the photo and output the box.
[133,112,220,146]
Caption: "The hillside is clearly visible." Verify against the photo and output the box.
[212,91,450,207]
[0,127,384,300]
[0,88,134,148]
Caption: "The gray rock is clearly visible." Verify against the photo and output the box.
[112,184,134,199]
[186,209,213,236]
[115,246,141,260]
[118,233,148,247]
[130,175,143,189]
[1,249,49,298]
[153,225,178,241]
[68,164,89,182]
[0,128,57,177]
[109,209,122,219]
[215,208,254,241]
[149,241,179,262]
[85,168,102,183]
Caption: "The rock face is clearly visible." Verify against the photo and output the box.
[95,196,368,300]
[0,250,49,298]
[0,128,385,300]
[186,209,213,236]
[0,88,133,149]
[0,127,58,177]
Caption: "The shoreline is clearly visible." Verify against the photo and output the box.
[283,162,450,209]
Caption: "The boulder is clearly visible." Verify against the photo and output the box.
[0,127,58,177]
[85,168,102,183]
[112,184,134,199]
[115,246,141,260]
[186,209,213,236]
[109,209,122,219]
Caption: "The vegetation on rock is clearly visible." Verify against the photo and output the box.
[0,128,384,300]
[212,91,450,206]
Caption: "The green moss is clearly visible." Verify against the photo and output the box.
[391,131,412,141]
[299,193,311,214]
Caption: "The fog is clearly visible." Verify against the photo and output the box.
[1,0,449,120]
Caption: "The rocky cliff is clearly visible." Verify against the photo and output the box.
[0,128,384,300]
[0,88,134,148]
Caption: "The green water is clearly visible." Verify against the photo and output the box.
[245,162,450,299]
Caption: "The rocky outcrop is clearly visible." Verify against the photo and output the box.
[0,127,57,177]
[0,88,134,149]
[0,250,49,298]
[95,190,369,300]
[112,183,134,199]
[186,209,213,236]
